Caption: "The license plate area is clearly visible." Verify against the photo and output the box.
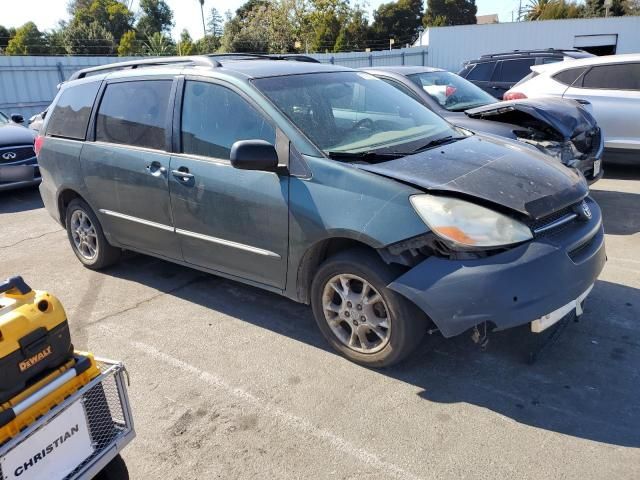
[593,159,601,177]
[0,401,94,480]
[531,285,593,333]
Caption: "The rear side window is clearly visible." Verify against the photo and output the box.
[181,81,275,160]
[581,64,640,90]
[465,62,495,81]
[553,67,587,86]
[96,80,172,150]
[497,59,536,82]
[46,82,100,140]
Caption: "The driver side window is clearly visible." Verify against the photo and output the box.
[181,81,275,160]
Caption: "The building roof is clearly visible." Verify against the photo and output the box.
[476,14,499,25]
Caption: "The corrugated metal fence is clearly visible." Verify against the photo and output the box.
[0,47,428,119]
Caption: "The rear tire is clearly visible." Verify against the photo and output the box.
[65,198,120,269]
[311,248,426,367]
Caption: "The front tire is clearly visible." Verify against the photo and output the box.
[311,249,426,367]
[65,198,120,269]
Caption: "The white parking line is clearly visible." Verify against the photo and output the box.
[98,325,426,480]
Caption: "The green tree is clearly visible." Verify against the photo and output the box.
[370,0,424,47]
[583,0,628,16]
[177,29,195,55]
[194,35,220,53]
[45,26,68,55]
[0,25,16,51]
[208,7,225,37]
[525,0,552,19]
[136,0,174,38]
[334,4,369,52]
[117,29,141,55]
[5,22,48,55]
[423,0,477,27]
[143,32,174,55]
[68,0,134,45]
[535,0,584,19]
[220,2,271,52]
[64,20,115,54]
[308,0,350,52]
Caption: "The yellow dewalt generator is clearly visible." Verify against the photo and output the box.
[0,277,135,480]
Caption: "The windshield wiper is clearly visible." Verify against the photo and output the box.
[326,150,404,162]
[408,135,464,154]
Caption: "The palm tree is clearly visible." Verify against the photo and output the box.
[199,0,207,37]
[143,33,173,56]
[526,0,552,20]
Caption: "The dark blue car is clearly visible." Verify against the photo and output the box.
[0,112,39,191]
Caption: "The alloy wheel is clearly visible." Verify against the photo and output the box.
[321,274,391,354]
[70,209,99,261]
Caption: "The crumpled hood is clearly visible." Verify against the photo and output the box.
[0,123,36,148]
[356,135,588,220]
[465,97,597,141]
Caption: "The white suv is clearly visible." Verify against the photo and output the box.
[504,54,640,164]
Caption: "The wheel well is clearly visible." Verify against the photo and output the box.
[296,238,378,304]
[57,189,82,227]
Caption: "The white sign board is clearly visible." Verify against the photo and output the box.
[1,401,94,480]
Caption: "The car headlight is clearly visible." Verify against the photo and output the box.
[410,194,533,248]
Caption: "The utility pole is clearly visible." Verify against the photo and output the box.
[518,0,523,21]
[199,0,207,38]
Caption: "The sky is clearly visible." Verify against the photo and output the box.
[1,0,524,40]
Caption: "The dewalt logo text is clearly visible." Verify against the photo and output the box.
[18,346,52,372]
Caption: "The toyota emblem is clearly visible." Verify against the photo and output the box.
[581,200,592,220]
[1,152,17,160]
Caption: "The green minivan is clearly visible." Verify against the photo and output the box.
[37,55,606,367]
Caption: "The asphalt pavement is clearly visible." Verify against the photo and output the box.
[1,165,639,479]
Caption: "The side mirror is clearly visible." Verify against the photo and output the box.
[230,140,279,172]
[11,114,24,124]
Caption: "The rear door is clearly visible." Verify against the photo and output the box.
[464,61,497,97]
[169,78,289,289]
[563,62,640,155]
[491,58,536,99]
[81,78,181,259]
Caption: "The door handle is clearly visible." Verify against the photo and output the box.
[171,168,194,181]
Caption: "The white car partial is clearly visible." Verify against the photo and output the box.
[504,54,640,164]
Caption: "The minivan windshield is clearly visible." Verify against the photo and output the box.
[254,71,459,157]
[408,71,497,112]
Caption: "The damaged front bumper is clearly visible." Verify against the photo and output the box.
[388,197,606,338]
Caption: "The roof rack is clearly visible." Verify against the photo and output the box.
[206,53,320,63]
[68,56,221,81]
[480,48,585,59]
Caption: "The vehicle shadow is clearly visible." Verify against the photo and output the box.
[0,187,43,214]
[101,253,640,449]
[602,163,640,181]
[590,189,640,235]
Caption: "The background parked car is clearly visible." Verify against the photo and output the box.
[0,111,39,191]
[459,49,594,99]
[363,66,603,182]
[28,109,47,132]
[505,53,640,165]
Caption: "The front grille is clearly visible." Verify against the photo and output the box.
[528,205,578,237]
[569,233,596,262]
[0,145,35,164]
